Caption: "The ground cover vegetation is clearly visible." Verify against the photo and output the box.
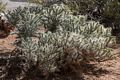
[0,0,119,80]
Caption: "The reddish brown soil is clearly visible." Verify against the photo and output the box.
[84,57,120,80]
[83,46,120,80]
[0,34,16,52]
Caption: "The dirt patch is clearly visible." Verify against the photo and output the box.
[0,34,16,53]
[83,57,120,80]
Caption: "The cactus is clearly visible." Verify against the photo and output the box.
[6,4,116,72]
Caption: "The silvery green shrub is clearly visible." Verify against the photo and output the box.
[6,4,116,72]
[0,1,6,12]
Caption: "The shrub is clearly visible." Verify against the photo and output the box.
[62,0,120,43]
[6,3,116,79]
[0,1,6,12]
[27,0,44,4]
[27,0,63,6]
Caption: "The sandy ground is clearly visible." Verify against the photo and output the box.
[83,56,120,80]
[0,34,16,52]
[1,0,34,11]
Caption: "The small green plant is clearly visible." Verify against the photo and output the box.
[0,1,6,12]
[27,0,44,4]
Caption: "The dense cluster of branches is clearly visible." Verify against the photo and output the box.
[0,0,119,79]
[60,0,120,43]
[5,3,116,75]
[28,0,120,43]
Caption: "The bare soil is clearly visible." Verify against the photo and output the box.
[0,34,16,53]
[84,57,120,80]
